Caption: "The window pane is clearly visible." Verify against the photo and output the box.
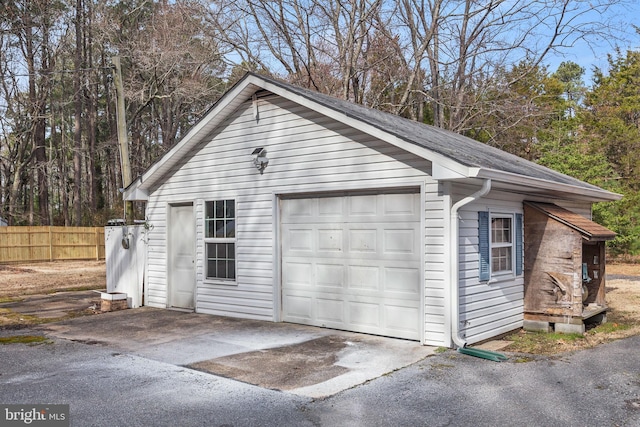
[228,260,236,279]
[215,200,224,218]
[492,247,512,272]
[227,243,235,259]
[217,260,227,278]
[225,200,235,219]
[215,220,225,238]
[225,220,235,238]
[205,201,214,218]
[207,259,216,278]
[205,220,214,238]
[491,217,512,243]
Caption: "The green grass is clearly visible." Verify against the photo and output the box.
[0,297,23,304]
[505,331,585,354]
[434,346,448,354]
[588,321,631,334]
[0,335,50,345]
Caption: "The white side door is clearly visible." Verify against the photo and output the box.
[168,203,195,309]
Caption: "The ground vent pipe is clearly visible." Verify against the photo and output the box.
[450,179,492,349]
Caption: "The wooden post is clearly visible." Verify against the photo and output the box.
[49,226,53,261]
[112,56,134,223]
[95,227,99,260]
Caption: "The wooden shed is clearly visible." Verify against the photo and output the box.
[523,202,617,333]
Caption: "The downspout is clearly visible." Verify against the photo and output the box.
[450,179,492,348]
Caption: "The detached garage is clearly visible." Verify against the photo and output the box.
[123,72,620,348]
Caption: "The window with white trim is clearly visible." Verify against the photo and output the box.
[205,200,236,280]
[491,216,513,273]
[478,211,523,281]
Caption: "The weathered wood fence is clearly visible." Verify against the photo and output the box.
[0,226,105,263]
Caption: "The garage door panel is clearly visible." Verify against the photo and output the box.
[349,302,380,327]
[317,229,344,251]
[384,267,420,293]
[348,229,377,253]
[385,305,420,333]
[316,263,345,287]
[348,195,379,216]
[283,295,313,319]
[318,197,344,216]
[316,298,344,323]
[286,228,314,251]
[282,198,314,218]
[348,265,380,290]
[383,193,419,216]
[383,229,418,254]
[281,192,422,341]
[282,261,313,286]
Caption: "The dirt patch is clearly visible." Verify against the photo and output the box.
[0,261,106,327]
[189,335,350,390]
[0,260,106,299]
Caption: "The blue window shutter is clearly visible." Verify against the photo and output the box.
[478,211,490,281]
[515,213,523,276]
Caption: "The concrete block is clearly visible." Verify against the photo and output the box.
[100,299,128,312]
[523,320,551,333]
[554,322,585,334]
[588,312,607,325]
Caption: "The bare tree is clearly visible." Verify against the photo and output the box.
[392,0,627,133]
[213,0,628,136]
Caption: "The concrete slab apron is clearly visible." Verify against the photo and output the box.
[39,307,434,398]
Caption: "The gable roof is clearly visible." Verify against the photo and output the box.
[525,202,617,241]
[124,72,621,202]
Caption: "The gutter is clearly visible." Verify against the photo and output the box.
[475,168,621,202]
[449,179,492,348]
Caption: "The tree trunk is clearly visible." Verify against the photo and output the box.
[73,0,83,225]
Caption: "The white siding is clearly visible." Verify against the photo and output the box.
[457,190,525,344]
[424,188,447,346]
[144,93,447,344]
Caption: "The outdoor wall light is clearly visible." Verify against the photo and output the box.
[252,147,269,174]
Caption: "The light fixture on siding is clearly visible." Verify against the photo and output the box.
[252,147,269,174]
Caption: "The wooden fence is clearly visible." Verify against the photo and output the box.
[0,226,105,263]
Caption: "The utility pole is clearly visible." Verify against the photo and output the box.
[112,56,133,222]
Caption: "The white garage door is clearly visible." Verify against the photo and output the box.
[281,192,422,340]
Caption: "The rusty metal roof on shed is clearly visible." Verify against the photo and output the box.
[525,202,617,241]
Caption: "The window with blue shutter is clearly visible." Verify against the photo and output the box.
[479,210,521,281]
[478,211,490,281]
[515,213,523,276]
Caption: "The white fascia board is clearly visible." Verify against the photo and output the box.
[123,187,149,201]
[255,78,473,178]
[131,79,261,193]
[432,163,482,180]
[477,168,622,202]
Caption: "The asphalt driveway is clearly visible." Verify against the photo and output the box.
[36,307,434,398]
[2,296,640,426]
[1,325,639,426]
